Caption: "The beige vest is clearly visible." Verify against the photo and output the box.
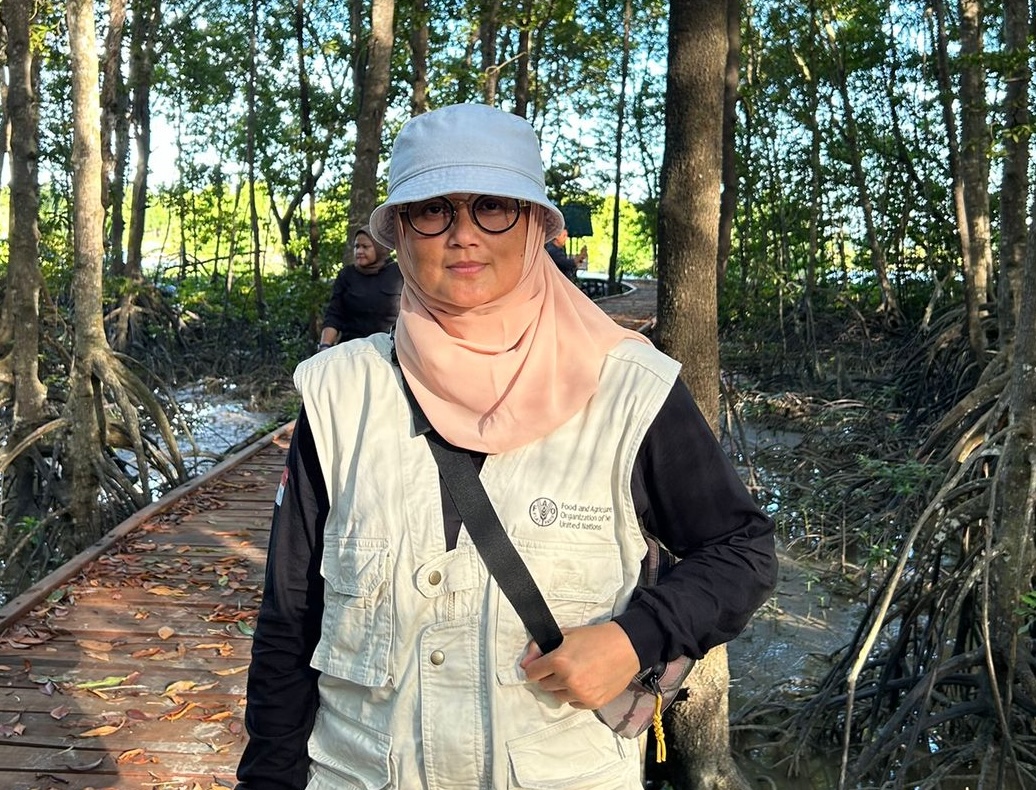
[295,334,680,790]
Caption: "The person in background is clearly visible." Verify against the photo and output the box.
[545,226,587,281]
[236,103,777,790]
[316,225,403,352]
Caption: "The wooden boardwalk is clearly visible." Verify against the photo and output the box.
[0,429,291,790]
[0,281,656,790]
[592,277,656,334]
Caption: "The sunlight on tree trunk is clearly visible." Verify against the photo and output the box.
[800,0,822,380]
[67,0,189,541]
[246,0,267,325]
[105,0,162,353]
[294,0,320,278]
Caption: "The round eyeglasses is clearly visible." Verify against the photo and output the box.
[400,195,527,237]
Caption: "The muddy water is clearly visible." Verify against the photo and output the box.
[115,383,277,496]
[723,419,858,787]
[726,549,861,788]
[172,382,277,476]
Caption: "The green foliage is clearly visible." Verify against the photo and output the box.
[1015,591,1036,629]
[863,540,895,571]
[315,181,354,278]
[261,267,332,354]
[582,196,655,278]
[731,0,970,339]
[111,273,308,383]
[8,0,1024,399]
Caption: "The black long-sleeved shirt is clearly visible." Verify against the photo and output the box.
[236,378,777,790]
[321,262,403,342]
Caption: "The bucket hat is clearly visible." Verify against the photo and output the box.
[368,104,565,249]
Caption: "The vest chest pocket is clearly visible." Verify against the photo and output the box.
[507,713,637,789]
[313,537,393,687]
[495,544,623,686]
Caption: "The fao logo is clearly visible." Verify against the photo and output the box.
[529,498,558,527]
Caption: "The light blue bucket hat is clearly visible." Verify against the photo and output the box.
[368,104,566,249]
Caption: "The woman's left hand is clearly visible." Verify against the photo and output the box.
[519,621,640,709]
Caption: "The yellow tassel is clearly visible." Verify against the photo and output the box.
[652,691,667,763]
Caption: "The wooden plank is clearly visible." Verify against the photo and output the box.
[2,663,243,686]
[0,685,246,714]
[0,712,246,753]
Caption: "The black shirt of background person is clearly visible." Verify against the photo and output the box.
[546,239,578,280]
[321,262,404,342]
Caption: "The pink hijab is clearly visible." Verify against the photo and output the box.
[394,207,650,454]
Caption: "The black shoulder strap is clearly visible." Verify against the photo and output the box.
[400,372,564,654]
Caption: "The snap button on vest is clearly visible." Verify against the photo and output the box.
[430,650,445,665]
[428,570,443,585]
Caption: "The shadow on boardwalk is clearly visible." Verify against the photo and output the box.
[0,283,656,789]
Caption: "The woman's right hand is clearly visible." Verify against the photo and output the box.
[519,622,640,709]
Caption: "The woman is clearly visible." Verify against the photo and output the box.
[236,104,777,790]
[317,225,402,351]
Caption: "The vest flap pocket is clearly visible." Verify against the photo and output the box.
[543,550,622,602]
[314,537,392,686]
[496,544,622,686]
[506,541,623,603]
[507,715,628,789]
[323,537,388,598]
